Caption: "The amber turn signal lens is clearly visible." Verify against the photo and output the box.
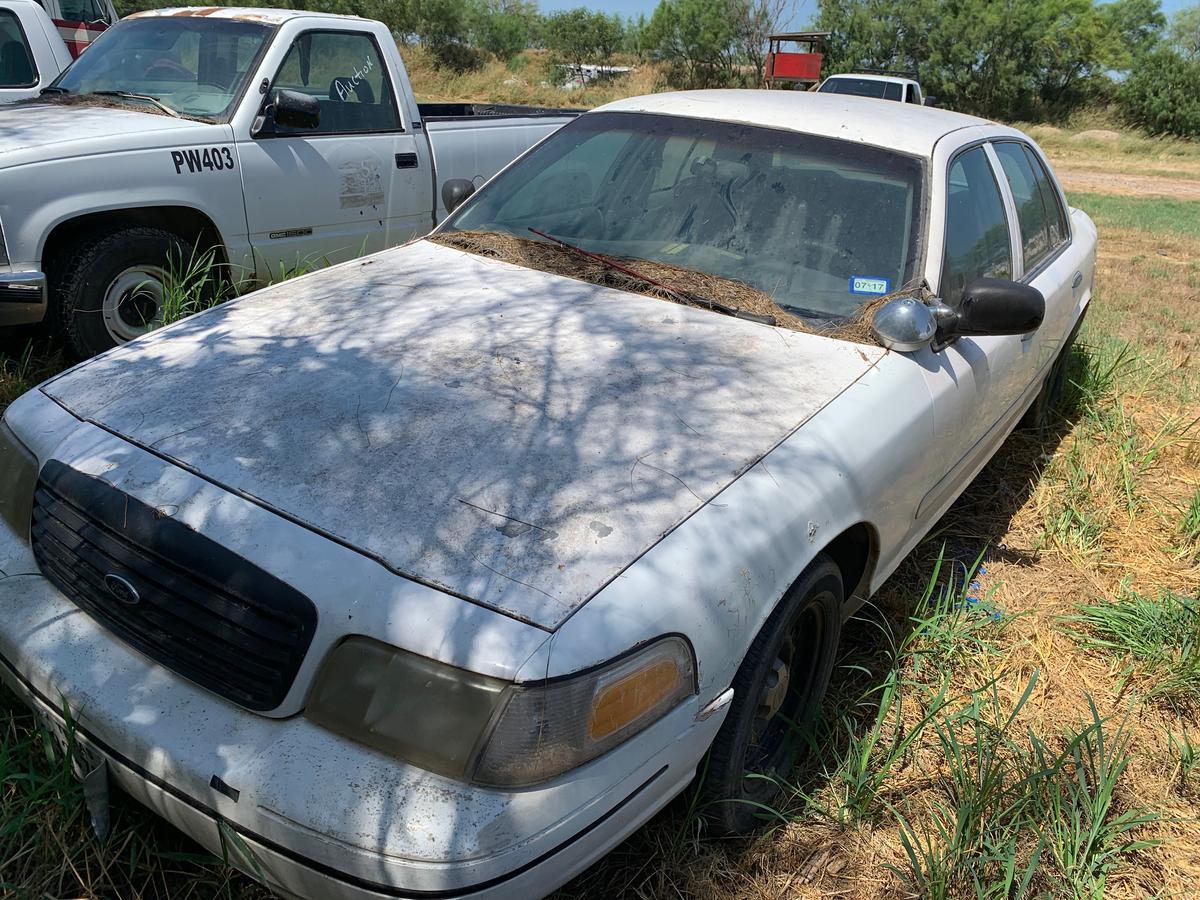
[588,657,682,741]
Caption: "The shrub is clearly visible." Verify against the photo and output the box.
[1119,48,1200,138]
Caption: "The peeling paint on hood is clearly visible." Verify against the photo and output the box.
[43,241,884,629]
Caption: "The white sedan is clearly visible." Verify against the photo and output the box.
[0,89,1094,898]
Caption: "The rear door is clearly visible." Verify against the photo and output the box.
[236,25,424,280]
[990,141,1078,374]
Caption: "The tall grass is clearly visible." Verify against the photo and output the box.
[1063,585,1200,709]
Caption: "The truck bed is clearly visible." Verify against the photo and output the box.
[418,102,583,121]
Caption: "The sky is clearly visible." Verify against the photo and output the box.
[538,0,1195,27]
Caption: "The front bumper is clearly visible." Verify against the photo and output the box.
[0,519,727,899]
[0,271,47,327]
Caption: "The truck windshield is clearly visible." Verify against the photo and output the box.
[818,77,903,102]
[47,18,272,119]
[443,111,924,318]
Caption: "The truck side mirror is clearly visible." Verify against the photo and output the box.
[273,89,320,130]
[441,178,476,214]
[923,95,938,107]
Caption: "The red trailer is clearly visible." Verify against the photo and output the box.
[764,31,830,89]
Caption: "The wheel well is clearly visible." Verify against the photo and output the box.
[41,207,227,281]
[821,522,878,601]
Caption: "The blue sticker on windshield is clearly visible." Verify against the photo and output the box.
[849,276,891,296]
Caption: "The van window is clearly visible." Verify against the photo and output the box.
[0,11,37,88]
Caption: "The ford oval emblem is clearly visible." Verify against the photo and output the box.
[104,574,140,606]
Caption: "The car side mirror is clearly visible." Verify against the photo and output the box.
[923,96,937,107]
[441,178,476,214]
[273,89,320,130]
[941,278,1044,340]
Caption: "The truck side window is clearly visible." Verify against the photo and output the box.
[0,10,37,87]
[941,146,1012,306]
[270,31,400,135]
[58,0,107,23]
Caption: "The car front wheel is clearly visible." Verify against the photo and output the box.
[699,554,843,835]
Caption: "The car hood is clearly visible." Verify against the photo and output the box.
[0,102,217,165]
[42,241,884,629]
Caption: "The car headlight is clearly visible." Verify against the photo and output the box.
[0,417,38,538]
[306,635,697,787]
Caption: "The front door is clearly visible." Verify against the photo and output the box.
[911,143,1030,525]
[235,28,423,283]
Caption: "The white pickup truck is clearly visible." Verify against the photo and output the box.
[818,71,929,105]
[0,7,576,357]
[0,0,71,102]
[0,91,1094,898]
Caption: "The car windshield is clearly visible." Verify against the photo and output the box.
[819,77,903,102]
[48,18,272,119]
[443,111,924,318]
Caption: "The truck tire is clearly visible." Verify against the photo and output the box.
[57,226,196,359]
[699,554,843,836]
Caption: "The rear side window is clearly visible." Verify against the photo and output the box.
[992,142,1068,273]
[941,146,1012,306]
[58,0,110,23]
[270,31,400,135]
[0,10,37,88]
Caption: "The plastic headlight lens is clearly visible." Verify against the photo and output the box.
[474,636,696,787]
[0,418,37,538]
[306,637,508,780]
[306,635,697,786]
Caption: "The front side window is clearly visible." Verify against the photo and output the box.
[941,146,1012,306]
[268,31,399,135]
[50,18,272,119]
[0,11,37,88]
[445,111,925,318]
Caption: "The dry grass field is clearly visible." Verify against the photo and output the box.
[1,83,1197,899]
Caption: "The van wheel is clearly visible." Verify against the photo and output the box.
[57,226,195,359]
[700,555,843,836]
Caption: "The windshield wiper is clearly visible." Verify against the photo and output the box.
[90,91,181,118]
[528,227,776,327]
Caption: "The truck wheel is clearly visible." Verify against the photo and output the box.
[57,226,195,359]
[700,555,843,836]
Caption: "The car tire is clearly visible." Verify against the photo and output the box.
[699,554,843,836]
[57,226,197,360]
[1023,307,1088,432]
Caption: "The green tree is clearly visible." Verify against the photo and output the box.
[1171,4,1200,59]
[816,0,1158,120]
[543,8,626,68]
[645,0,741,88]
[469,0,538,61]
[1120,47,1200,136]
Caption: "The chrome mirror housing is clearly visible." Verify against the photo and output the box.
[870,297,937,352]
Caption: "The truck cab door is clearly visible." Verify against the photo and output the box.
[235,27,425,284]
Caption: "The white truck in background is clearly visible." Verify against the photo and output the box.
[0,0,72,101]
[0,7,577,357]
[35,0,120,57]
[817,71,930,105]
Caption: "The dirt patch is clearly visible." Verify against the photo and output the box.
[1071,129,1123,143]
[1055,167,1200,200]
[429,230,905,346]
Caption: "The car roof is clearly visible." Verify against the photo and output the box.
[594,90,994,159]
[128,6,364,25]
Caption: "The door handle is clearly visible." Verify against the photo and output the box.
[1072,271,1083,290]
[395,152,418,169]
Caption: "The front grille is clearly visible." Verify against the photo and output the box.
[31,461,318,711]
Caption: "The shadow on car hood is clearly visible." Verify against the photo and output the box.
[43,241,885,629]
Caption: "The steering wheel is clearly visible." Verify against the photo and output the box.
[143,59,193,80]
